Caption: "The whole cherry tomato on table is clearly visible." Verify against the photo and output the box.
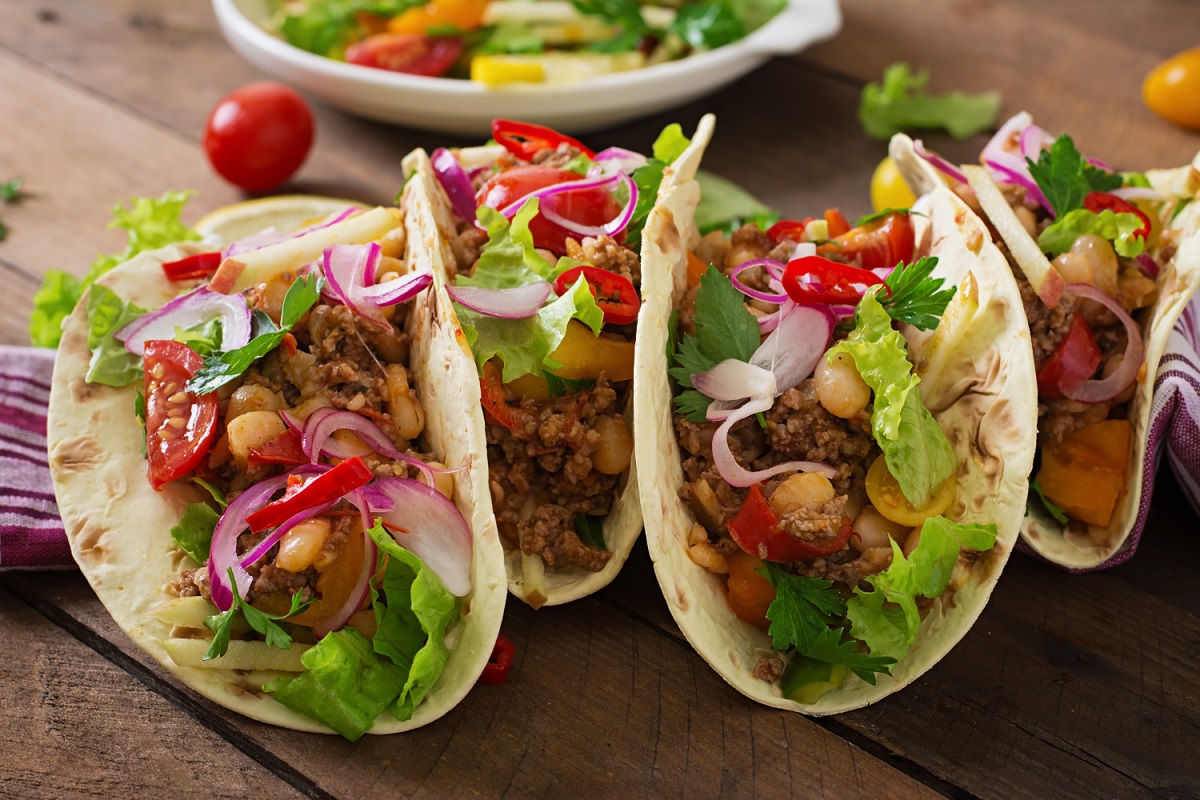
[143,340,218,490]
[476,166,624,255]
[1143,48,1200,131]
[203,82,314,193]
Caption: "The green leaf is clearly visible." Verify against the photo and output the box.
[460,202,556,289]
[0,177,21,203]
[30,270,83,348]
[276,0,424,57]
[169,503,220,564]
[545,373,596,397]
[1037,208,1146,259]
[624,124,692,247]
[134,390,147,458]
[570,0,650,37]
[203,569,313,660]
[173,318,224,357]
[187,274,322,395]
[858,63,1001,140]
[880,256,956,331]
[670,3,744,49]
[84,284,145,386]
[652,123,692,164]
[191,477,228,509]
[694,170,778,235]
[1026,134,1123,217]
[720,0,786,31]
[574,514,607,550]
[1029,478,1069,524]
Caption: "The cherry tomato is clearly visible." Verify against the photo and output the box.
[870,156,917,212]
[1036,312,1102,399]
[864,455,955,528]
[727,484,853,562]
[767,218,815,244]
[1143,48,1200,131]
[344,33,463,77]
[143,340,218,490]
[819,211,914,271]
[476,166,624,255]
[203,82,314,193]
[726,550,774,630]
[552,265,640,325]
[823,208,851,238]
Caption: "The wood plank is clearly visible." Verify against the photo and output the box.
[0,583,309,800]
[2,571,943,800]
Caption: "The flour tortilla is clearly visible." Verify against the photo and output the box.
[633,177,1038,713]
[895,134,1200,569]
[399,115,714,606]
[46,203,507,734]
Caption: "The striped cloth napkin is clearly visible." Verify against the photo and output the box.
[4,304,1200,571]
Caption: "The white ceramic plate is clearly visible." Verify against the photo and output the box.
[212,0,842,136]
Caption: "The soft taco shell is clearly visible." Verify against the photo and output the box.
[634,181,1038,713]
[47,213,506,733]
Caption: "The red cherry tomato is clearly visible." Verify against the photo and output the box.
[1037,312,1102,399]
[344,33,463,77]
[203,82,314,193]
[819,212,914,271]
[143,341,218,490]
[476,166,624,255]
[727,484,853,562]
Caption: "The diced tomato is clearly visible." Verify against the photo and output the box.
[144,341,218,490]
[476,166,623,255]
[247,428,308,469]
[727,484,853,562]
[1083,191,1152,240]
[780,255,885,305]
[552,265,640,325]
[767,218,814,244]
[1037,313,1102,399]
[344,33,463,77]
[819,211,914,271]
[491,119,596,161]
[245,457,374,533]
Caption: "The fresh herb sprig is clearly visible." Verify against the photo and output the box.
[880,256,956,331]
[1026,134,1122,218]
[204,569,313,660]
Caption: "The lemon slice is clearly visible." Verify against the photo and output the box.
[193,194,366,243]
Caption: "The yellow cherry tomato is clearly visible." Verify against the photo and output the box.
[1143,48,1200,131]
[869,156,916,213]
[864,454,955,527]
[388,0,488,35]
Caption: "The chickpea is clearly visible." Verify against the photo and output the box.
[258,272,297,324]
[289,395,332,422]
[377,225,406,259]
[592,415,633,476]
[769,473,835,516]
[1014,205,1038,237]
[814,352,871,419]
[419,461,455,500]
[687,541,729,574]
[226,384,284,422]
[276,517,333,573]
[226,410,287,469]
[385,364,425,441]
[1055,233,1119,297]
[850,506,910,553]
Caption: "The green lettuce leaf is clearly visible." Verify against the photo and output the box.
[826,289,956,507]
[169,502,220,564]
[276,0,424,57]
[670,3,744,49]
[858,63,1001,140]
[84,284,145,387]
[625,123,693,247]
[1037,208,1147,259]
[694,170,779,235]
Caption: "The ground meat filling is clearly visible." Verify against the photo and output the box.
[564,234,641,286]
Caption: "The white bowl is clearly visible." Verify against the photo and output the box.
[212,0,842,136]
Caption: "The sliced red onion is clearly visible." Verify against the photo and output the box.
[1112,186,1169,202]
[432,147,478,223]
[1087,157,1114,172]
[370,477,473,597]
[1019,124,1055,160]
[692,359,776,403]
[750,303,835,393]
[496,172,621,219]
[305,408,402,462]
[730,259,788,304]
[323,243,433,322]
[758,308,782,334]
[312,523,378,638]
[1062,283,1145,404]
[238,499,338,568]
[116,286,252,357]
[985,159,1053,216]
[981,112,1032,172]
[593,147,647,175]
[207,474,291,611]
[1135,253,1160,278]
[224,208,359,258]
[913,139,968,185]
[539,172,637,239]
[446,281,552,319]
[709,394,837,487]
[359,270,433,306]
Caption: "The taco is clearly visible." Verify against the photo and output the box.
[891,114,1200,568]
[634,159,1038,710]
[398,116,713,607]
[46,195,506,739]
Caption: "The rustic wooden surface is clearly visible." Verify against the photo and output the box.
[1,1,1199,797]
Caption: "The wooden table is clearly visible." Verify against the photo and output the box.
[2,2,1198,797]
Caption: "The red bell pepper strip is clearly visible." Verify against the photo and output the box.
[1083,192,1152,240]
[161,251,222,281]
[727,484,853,562]
[247,428,309,470]
[780,255,885,305]
[1036,313,1102,399]
[245,456,373,533]
[478,633,515,685]
[492,119,595,161]
[552,265,640,325]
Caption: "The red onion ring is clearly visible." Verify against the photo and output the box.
[1062,282,1145,403]
[751,303,835,393]
[593,147,647,174]
[709,394,837,487]
[913,139,967,185]
[730,259,789,304]
[323,243,433,321]
[1019,124,1055,160]
[432,147,478,223]
[446,281,552,319]
[1135,253,1160,278]
[985,159,1054,216]
[207,474,291,611]
[297,408,452,484]
[692,359,776,404]
[371,477,474,597]
[539,171,638,239]
[312,523,378,639]
[981,112,1032,172]
[115,286,252,356]
[223,208,359,258]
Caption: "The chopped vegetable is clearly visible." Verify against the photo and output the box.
[880,256,956,331]
[727,484,852,561]
[1036,313,1101,399]
[781,255,884,305]
[726,550,774,629]
[245,457,374,533]
[144,340,219,490]
[492,118,596,160]
[1026,135,1123,218]
[552,265,640,325]
[478,633,516,685]
[1029,478,1069,525]
[169,502,221,564]
[84,284,146,387]
[858,63,1001,140]
[1037,208,1147,259]
[161,252,222,281]
[1036,419,1132,527]
[204,569,313,660]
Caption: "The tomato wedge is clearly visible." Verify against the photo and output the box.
[344,33,463,77]
[823,208,851,238]
[1037,313,1102,399]
[727,484,853,562]
[492,119,595,161]
[781,255,884,305]
[245,457,374,533]
[1083,191,1152,240]
[247,428,309,469]
[819,211,914,271]
[552,265,640,325]
[144,340,218,490]
[161,252,221,281]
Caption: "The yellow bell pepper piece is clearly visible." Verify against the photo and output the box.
[506,320,634,399]
[1036,419,1132,527]
[388,0,489,34]
[471,55,545,86]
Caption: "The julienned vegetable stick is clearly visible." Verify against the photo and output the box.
[211,206,403,294]
[163,637,309,672]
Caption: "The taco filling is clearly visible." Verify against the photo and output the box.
[668,209,1002,700]
[423,119,689,603]
[74,203,479,739]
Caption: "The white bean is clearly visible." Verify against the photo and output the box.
[815,352,871,419]
[850,506,910,553]
[768,473,835,516]
[226,411,287,469]
[276,517,333,573]
[592,415,633,476]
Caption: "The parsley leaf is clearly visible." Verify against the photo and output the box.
[546,373,596,397]
[858,63,1001,140]
[187,274,322,395]
[880,256,956,331]
[203,569,313,660]
[1026,134,1123,217]
[1028,478,1069,524]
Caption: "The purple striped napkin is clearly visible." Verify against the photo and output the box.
[3,301,1200,571]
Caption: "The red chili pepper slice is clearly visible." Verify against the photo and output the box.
[480,361,519,431]
[247,428,309,469]
[552,265,640,325]
[727,484,853,561]
[245,456,374,533]
[492,119,596,161]
[1036,313,1102,399]
[478,633,515,686]
[824,208,851,238]
[161,251,222,281]
[780,255,885,305]
[1083,191,1152,240]
[767,218,814,244]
